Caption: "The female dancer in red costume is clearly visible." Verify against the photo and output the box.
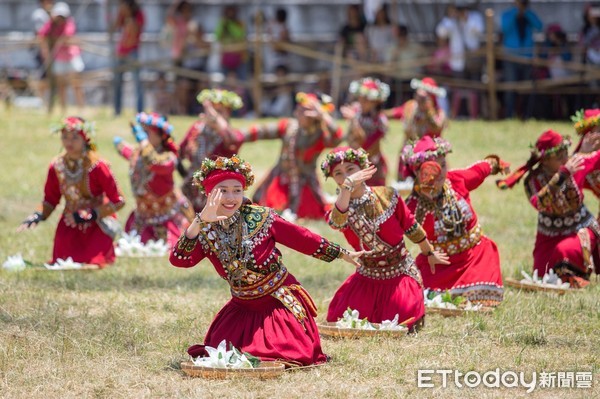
[114,112,194,247]
[384,77,448,180]
[322,147,449,329]
[244,92,343,219]
[341,77,390,186]
[498,129,600,288]
[170,155,362,366]
[404,136,508,306]
[18,116,125,266]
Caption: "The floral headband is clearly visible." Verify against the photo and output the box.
[197,89,243,110]
[296,92,335,114]
[402,137,452,167]
[136,112,174,135]
[530,137,571,158]
[193,155,255,194]
[348,77,390,102]
[321,148,371,178]
[572,109,600,136]
[52,117,97,150]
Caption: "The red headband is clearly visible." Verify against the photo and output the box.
[497,129,568,189]
[201,170,246,194]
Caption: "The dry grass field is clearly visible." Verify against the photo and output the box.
[0,107,598,398]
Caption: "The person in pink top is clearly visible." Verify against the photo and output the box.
[111,0,145,116]
[166,0,208,115]
[38,1,85,111]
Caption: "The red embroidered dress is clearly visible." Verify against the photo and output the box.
[326,186,426,329]
[347,110,388,186]
[245,118,343,219]
[406,162,504,306]
[39,152,125,265]
[178,122,244,211]
[117,143,193,247]
[524,151,600,281]
[170,204,343,366]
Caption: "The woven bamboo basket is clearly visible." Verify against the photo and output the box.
[426,306,494,317]
[180,361,285,379]
[504,277,572,295]
[317,322,408,339]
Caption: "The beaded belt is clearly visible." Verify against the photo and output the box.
[537,206,595,237]
[357,246,412,280]
[434,224,482,256]
[229,266,289,300]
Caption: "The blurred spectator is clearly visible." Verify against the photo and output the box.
[111,0,144,116]
[339,5,368,60]
[38,1,85,111]
[543,24,572,79]
[31,0,53,98]
[500,0,543,118]
[365,4,395,62]
[582,5,600,69]
[166,0,208,115]
[215,5,247,80]
[436,3,483,118]
[388,25,426,102]
[264,8,290,73]
[153,72,173,116]
[261,65,293,117]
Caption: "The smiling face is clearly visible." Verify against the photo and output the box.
[331,162,361,186]
[212,179,244,217]
[61,130,86,158]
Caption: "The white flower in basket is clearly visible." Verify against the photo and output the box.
[281,209,298,223]
[520,269,570,289]
[2,253,27,272]
[116,231,169,257]
[192,340,260,369]
[336,308,376,330]
[144,239,169,257]
[44,257,83,270]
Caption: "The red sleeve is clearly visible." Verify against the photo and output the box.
[450,161,492,192]
[394,195,417,232]
[389,105,405,120]
[118,142,134,160]
[91,162,126,217]
[170,234,207,268]
[178,123,199,158]
[271,212,342,262]
[38,21,51,37]
[40,164,61,219]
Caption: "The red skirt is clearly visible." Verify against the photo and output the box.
[187,275,327,366]
[533,228,600,276]
[326,272,424,329]
[257,175,326,219]
[51,217,115,266]
[416,236,504,306]
[124,211,190,248]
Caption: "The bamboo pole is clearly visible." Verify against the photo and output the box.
[485,9,498,120]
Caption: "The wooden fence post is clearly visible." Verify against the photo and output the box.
[253,12,264,117]
[485,9,498,120]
